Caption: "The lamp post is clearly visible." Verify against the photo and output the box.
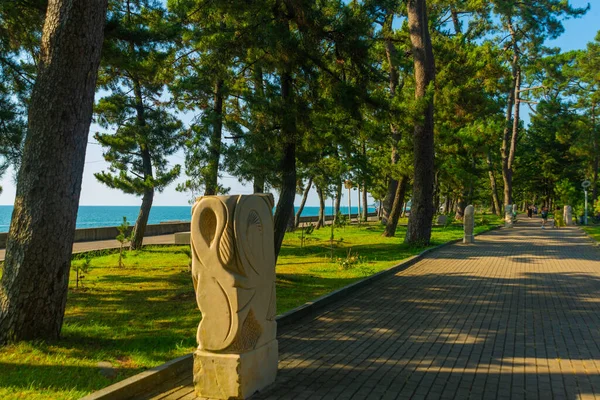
[344,180,353,223]
[583,180,591,225]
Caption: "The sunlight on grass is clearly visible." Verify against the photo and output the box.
[582,225,600,243]
[0,214,502,399]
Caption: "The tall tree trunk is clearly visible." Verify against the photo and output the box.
[455,192,467,220]
[316,184,325,229]
[273,70,296,259]
[405,0,436,246]
[130,187,154,250]
[592,103,598,206]
[253,177,265,194]
[486,149,502,216]
[382,11,402,224]
[357,184,362,224]
[130,79,154,251]
[382,175,409,237]
[294,177,312,228]
[252,66,266,194]
[501,22,519,207]
[0,0,108,344]
[444,193,451,214]
[450,7,461,34]
[334,179,342,224]
[205,79,224,196]
[362,183,368,222]
[433,171,440,213]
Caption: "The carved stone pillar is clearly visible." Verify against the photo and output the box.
[191,195,278,399]
[564,205,573,226]
[504,204,513,228]
[463,205,475,244]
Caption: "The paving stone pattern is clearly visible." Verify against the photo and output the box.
[154,219,600,400]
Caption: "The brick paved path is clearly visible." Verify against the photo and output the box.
[151,219,600,400]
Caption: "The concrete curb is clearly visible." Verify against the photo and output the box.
[579,226,600,248]
[81,354,192,400]
[81,224,502,399]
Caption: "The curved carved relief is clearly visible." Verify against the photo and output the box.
[191,195,277,354]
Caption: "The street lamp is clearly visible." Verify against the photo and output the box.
[583,180,591,225]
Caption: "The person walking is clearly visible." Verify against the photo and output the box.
[554,206,565,229]
[541,206,549,229]
[527,205,533,218]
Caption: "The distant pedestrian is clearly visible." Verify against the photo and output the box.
[527,205,533,218]
[541,206,549,229]
[554,206,564,229]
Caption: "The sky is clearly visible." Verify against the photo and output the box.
[0,1,598,208]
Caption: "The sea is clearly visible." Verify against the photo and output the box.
[0,205,376,233]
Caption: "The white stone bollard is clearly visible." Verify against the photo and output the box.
[564,205,573,226]
[463,205,475,244]
[504,204,513,228]
[191,195,278,399]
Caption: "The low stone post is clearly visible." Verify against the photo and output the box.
[564,205,573,226]
[504,204,513,228]
[463,205,475,244]
[191,195,278,399]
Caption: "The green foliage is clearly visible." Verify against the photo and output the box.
[554,179,578,206]
[72,256,93,290]
[335,212,349,228]
[94,0,182,199]
[116,216,132,268]
[336,248,362,270]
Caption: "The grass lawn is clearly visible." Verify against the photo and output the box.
[582,225,600,242]
[0,214,501,399]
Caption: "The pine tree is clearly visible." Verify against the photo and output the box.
[0,0,108,344]
[95,0,182,250]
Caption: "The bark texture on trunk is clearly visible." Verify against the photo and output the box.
[382,175,408,237]
[592,103,598,205]
[361,183,368,221]
[0,0,108,344]
[294,177,312,228]
[486,149,502,216]
[455,195,467,220]
[334,180,342,224]
[273,70,296,259]
[316,184,325,229]
[382,11,402,224]
[501,23,520,207]
[130,188,154,250]
[130,79,154,250]
[205,79,224,196]
[404,0,436,245]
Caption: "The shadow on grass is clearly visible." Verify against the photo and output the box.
[0,363,139,395]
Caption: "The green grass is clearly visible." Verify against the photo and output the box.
[0,214,501,399]
[582,225,600,242]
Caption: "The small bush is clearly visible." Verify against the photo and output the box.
[337,248,362,270]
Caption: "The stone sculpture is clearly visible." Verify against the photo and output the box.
[504,204,513,228]
[436,215,448,226]
[564,205,573,226]
[463,205,475,244]
[191,195,278,399]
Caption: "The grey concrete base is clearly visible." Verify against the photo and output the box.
[174,231,191,245]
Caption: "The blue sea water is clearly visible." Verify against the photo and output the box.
[0,205,376,233]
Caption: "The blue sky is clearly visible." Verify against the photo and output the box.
[0,1,598,207]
